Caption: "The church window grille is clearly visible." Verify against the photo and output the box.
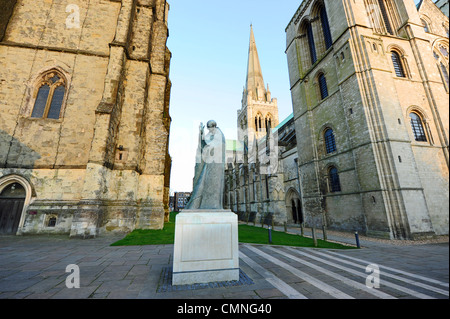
[328,167,341,193]
[409,113,427,142]
[320,6,332,50]
[391,51,405,78]
[318,73,328,99]
[324,128,336,154]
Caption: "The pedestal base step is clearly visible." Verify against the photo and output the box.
[157,267,254,293]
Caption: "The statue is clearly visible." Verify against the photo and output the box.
[185,120,226,210]
[173,120,239,286]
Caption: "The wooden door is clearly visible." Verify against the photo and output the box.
[0,183,25,235]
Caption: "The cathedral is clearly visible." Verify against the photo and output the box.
[225,26,301,226]
[226,0,449,240]
[285,0,448,239]
[0,0,172,238]
[1,0,448,241]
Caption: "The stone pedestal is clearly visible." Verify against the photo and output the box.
[172,210,239,286]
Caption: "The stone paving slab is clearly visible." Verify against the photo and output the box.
[0,232,448,301]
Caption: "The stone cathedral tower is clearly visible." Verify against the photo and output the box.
[237,26,279,145]
[0,0,172,238]
[286,0,448,239]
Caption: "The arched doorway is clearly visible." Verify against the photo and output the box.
[0,183,26,234]
[0,175,33,235]
[286,188,303,225]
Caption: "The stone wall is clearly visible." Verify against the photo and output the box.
[0,0,172,238]
[285,0,448,239]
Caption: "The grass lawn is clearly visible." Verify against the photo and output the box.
[237,224,355,249]
[110,212,356,250]
[110,212,177,246]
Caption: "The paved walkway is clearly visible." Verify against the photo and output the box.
[0,228,448,300]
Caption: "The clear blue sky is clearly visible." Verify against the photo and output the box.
[167,0,424,193]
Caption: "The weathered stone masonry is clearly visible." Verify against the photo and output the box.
[0,0,172,238]
[285,0,448,239]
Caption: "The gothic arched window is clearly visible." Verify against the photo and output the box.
[433,43,449,91]
[31,70,67,119]
[265,115,272,133]
[255,113,263,132]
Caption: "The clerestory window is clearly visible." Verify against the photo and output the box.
[365,0,401,36]
[319,5,332,50]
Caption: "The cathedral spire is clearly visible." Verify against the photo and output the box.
[238,25,279,145]
[246,25,266,100]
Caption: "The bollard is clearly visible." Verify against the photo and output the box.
[322,225,327,241]
[301,223,304,237]
[284,222,287,233]
[312,227,318,247]
[268,226,272,244]
[355,231,361,248]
